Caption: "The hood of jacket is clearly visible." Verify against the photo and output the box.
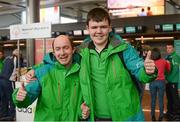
[77,32,128,57]
[43,52,56,65]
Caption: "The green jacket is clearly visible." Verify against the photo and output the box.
[166,51,180,83]
[0,58,4,73]
[13,53,82,121]
[78,33,157,121]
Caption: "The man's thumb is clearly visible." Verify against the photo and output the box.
[146,50,151,60]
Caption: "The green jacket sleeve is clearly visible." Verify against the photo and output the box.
[139,67,158,83]
[123,44,157,83]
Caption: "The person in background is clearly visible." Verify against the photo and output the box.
[141,45,151,60]
[138,8,147,16]
[77,7,157,121]
[147,6,153,16]
[0,49,4,120]
[0,49,4,73]
[165,43,180,121]
[150,48,171,121]
[12,35,89,121]
[0,49,23,121]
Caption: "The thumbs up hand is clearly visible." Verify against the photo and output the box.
[144,51,156,74]
[81,102,90,119]
[16,82,27,101]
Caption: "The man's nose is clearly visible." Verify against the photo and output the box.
[97,27,102,33]
[59,49,65,55]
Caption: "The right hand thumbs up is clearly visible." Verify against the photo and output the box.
[145,50,152,60]
[81,102,90,119]
[16,82,27,101]
[144,51,156,74]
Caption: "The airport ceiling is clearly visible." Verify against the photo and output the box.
[0,0,106,18]
[0,0,180,16]
[0,0,179,25]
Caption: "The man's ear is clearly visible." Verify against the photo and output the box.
[73,47,76,54]
[109,25,112,32]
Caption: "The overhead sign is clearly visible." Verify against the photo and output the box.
[176,24,180,31]
[174,40,180,56]
[125,26,136,33]
[10,23,51,40]
[162,24,174,32]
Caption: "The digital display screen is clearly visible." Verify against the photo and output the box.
[83,30,89,35]
[67,31,73,36]
[154,24,162,32]
[136,26,146,33]
[107,0,164,9]
[73,30,82,36]
[125,26,136,33]
[114,27,124,33]
[176,24,180,31]
[108,0,164,17]
[162,24,174,32]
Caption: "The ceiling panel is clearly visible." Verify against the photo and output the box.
[0,0,106,15]
[0,0,106,28]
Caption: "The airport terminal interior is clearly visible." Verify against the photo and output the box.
[0,0,180,121]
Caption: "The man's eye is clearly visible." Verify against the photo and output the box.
[101,26,108,29]
[64,46,69,49]
[55,47,60,51]
[91,27,97,29]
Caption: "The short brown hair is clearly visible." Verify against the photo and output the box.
[86,8,111,26]
[151,48,161,60]
[166,42,174,47]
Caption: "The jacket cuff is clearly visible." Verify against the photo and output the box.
[139,67,158,83]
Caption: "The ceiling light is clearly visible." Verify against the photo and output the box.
[135,37,153,40]
[73,40,83,43]
[155,37,174,39]
[4,44,14,47]
[175,5,180,9]
[19,43,25,46]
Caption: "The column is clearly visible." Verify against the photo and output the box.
[26,0,40,66]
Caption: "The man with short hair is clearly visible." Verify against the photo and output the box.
[78,7,157,121]
[0,49,4,73]
[12,35,89,121]
[0,49,23,121]
[0,49,4,120]
[165,44,180,120]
